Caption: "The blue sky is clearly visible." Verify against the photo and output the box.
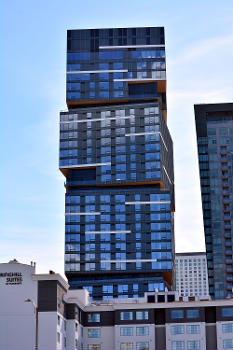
[1,0,233,275]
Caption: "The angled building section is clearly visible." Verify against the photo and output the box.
[194,103,233,299]
[59,27,175,300]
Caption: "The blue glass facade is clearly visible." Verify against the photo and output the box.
[195,103,233,299]
[66,27,166,107]
[60,27,175,300]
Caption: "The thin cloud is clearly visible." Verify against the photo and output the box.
[169,34,233,65]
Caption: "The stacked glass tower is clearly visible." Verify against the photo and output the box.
[59,27,175,300]
[195,103,233,299]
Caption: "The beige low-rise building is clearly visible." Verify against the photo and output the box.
[0,260,232,350]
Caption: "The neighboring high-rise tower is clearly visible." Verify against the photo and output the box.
[175,252,209,298]
[195,103,233,299]
[59,27,175,300]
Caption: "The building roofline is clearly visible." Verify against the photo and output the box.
[32,274,69,290]
[175,252,206,257]
[84,297,233,312]
[194,102,233,108]
[0,260,36,268]
[67,26,165,32]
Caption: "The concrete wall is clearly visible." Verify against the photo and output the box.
[83,326,114,350]
[38,312,58,350]
[216,321,233,350]
[66,319,83,350]
[114,324,155,350]
[0,262,37,350]
[166,322,206,350]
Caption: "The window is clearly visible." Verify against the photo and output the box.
[186,325,200,334]
[116,262,126,270]
[114,72,123,79]
[136,326,149,336]
[88,329,101,338]
[100,243,111,251]
[120,327,133,336]
[170,310,184,319]
[223,339,233,349]
[57,315,60,325]
[114,90,124,97]
[99,73,108,81]
[100,262,111,270]
[136,342,149,350]
[85,253,95,261]
[116,243,126,251]
[100,195,110,204]
[99,51,123,59]
[186,309,199,318]
[99,82,109,90]
[120,312,133,320]
[222,308,233,317]
[118,284,128,293]
[67,52,90,61]
[171,325,184,335]
[136,311,149,320]
[222,323,233,333]
[67,63,80,71]
[87,345,101,350]
[172,341,184,350]
[99,63,108,70]
[88,314,100,322]
[57,332,60,343]
[120,343,133,350]
[113,62,123,69]
[100,233,110,242]
[187,341,200,350]
[102,285,113,293]
[85,263,95,271]
[85,196,95,204]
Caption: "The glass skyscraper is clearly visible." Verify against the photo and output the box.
[195,103,233,299]
[59,27,175,300]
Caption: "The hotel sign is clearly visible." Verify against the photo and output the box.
[0,272,23,285]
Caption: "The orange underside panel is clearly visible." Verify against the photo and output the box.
[98,180,165,189]
[162,271,173,287]
[66,96,163,108]
[157,80,166,93]
[59,168,166,190]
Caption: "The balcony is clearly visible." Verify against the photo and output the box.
[225,249,232,255]
[222,190,229,195]
[65,179,96,187]
[226,267,233,273]
[223,215,231,220]
[223,198,230,203]
[226,258,233,264]
[224,224,231,229]
[226,275,233,282]
[224,232,231,238]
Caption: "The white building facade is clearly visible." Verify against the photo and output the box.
[175,252,210,298]
[1,260,232,350]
